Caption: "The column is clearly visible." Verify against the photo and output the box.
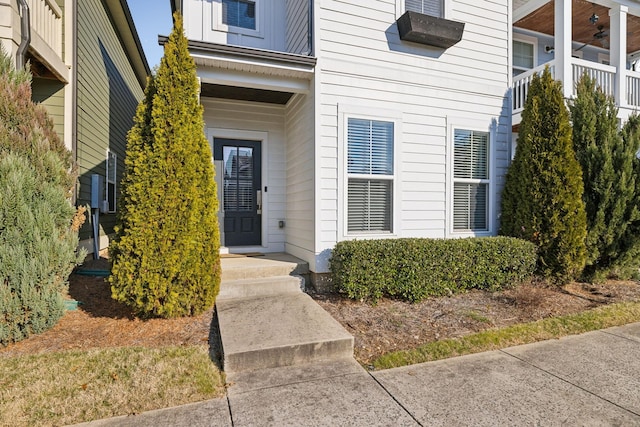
[554,0,573,98]
[610,5,628,107]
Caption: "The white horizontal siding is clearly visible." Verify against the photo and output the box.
[202,98,287,252]
[313,0,511,272]
[285,92,316,263]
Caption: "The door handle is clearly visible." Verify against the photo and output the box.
[256,190,262,215]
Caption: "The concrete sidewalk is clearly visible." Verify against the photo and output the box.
[76,323,640,426]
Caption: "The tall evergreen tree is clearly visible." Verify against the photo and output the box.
[570,75,640,281]
[110,13,221,318]
[500,67,587,282]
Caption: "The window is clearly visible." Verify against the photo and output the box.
[513,39,535,75]
[347,118,394,233]
[221,0,256,30]
[453,129,489,232]
[106,151,117,213]
[405,0,443,17]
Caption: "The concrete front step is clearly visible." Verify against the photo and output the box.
[217,275,304,300]
[216,292,354,373]
[221,253,309,281]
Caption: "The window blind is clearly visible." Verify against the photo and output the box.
[347,118,394,233]
[453,129,489,231]
[405,0,443,17]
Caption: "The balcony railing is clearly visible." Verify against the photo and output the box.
[628,71,640,107]
[513,59,637,114]
[27,0,63,57]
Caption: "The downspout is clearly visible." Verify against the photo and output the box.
[308,0,314,56]
[16,0,30,70]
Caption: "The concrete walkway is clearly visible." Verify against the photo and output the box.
[78,323,640,426]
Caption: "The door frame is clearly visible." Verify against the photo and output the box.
[207,128,269,251]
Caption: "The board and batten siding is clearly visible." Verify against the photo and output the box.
[286,0,310,54]
[182,0,287,52]
[76,0,144,241]
[314,0,511,272]
[203,98,287,252]
[284,91,315,264]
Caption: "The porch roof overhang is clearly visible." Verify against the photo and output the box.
[514,0,640,54]
[158,37,316,105]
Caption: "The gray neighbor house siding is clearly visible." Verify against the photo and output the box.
[75,0,146,242]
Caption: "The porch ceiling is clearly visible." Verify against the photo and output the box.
[515,0,640,54]
[200,83,293,105]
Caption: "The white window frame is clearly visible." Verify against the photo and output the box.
[396,0,450,19]
[213,0,264,38]
[513,34,537,74]
[338,104,402,241]
[106,150,117,213]
[446,117,495,237]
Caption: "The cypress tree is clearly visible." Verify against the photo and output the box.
[570,75,640,281]
[110,13,221,318]
[0,47,85,345]
[500,67,587,282]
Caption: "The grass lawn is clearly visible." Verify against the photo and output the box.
[0,345,225,427]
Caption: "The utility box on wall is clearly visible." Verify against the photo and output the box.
[90,174,109,213]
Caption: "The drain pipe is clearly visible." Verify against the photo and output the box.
[16,0,30,70]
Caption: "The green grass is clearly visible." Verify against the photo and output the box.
[371,301,640,370]
[0,345,225,426]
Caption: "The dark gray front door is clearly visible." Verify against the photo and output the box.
[214,138,262,246]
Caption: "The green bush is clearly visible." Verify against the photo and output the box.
[570,75,640,281]
[0,48,84,345]
[330,237,537,303]
[109,13,220,318]
[500,67,587,282]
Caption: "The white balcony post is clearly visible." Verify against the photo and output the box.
[610,5,628,107]
[554,0,572,98]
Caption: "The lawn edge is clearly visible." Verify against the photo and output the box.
[370,300,640,370]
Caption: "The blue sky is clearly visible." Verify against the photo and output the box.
[129,1,174,69]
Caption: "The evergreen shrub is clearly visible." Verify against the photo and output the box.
[109,13,220,318]
[500,67,587,282]
[570,75,640,281]
[0,48,84,345]
[330,237,537,303]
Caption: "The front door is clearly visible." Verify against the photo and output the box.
[214,138,262,246]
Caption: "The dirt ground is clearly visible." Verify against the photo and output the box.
[313,278,640,365]
[2,254,640,366]
[0,255,216,358]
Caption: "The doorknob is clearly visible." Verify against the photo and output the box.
[256,190,262,215]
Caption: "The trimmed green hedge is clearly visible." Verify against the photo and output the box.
[330,237,537,303]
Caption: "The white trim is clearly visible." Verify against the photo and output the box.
[446,116,496,238]
[337,104,402,242]
[396,0,450,19]
[212,0,264,39]
[106,150,117,213]
[513,33,537,73]
[207,127,269,249]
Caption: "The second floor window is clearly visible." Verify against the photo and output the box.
[405,0,443,18]
[222,0,256,30]
[513,39,534,75]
